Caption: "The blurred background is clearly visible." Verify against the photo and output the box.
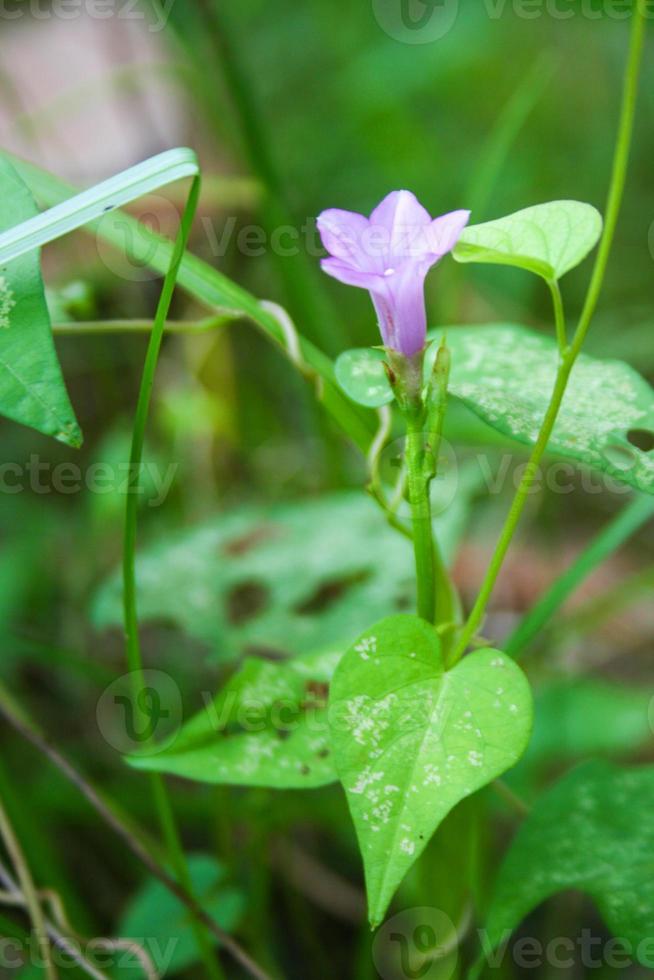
[0,1,653,977]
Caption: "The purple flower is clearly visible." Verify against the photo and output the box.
[317,191,469,357]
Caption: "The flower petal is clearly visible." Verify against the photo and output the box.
[369,190,432,266]
[317,209,370,268]
[425,209,471,257]
[320,257,384,291]
[370,263,428,356]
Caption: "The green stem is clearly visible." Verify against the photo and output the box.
[428,355,461,637]
[121,176,224,980]
[570,2,648,357]
[451,2,647,662]
[53,316,227,335]
[547,278,568,355]
[406,415,436,624]
[505,494,654,658]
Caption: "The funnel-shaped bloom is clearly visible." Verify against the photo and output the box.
[317,191,469,357]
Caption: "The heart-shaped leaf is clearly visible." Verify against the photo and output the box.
[329,615,533,926]
[335,348,394,408]
[431,325,654,496]
[127,648,339,788]
[453,201,602,281]
[481,761,654,972]
[0,158,81,446]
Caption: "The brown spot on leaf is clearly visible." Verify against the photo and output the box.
[243,643,291,662]
[294,570,370,615]
[627,428,654,453]
[222,524,281,557]
[304,680,329,707]
[226,581,269,625]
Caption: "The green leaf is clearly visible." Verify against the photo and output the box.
[453,201,602,280]
[128,648,339,788]
[335,348,394,408]
[482,761,654,970]
[3,150,375,454]
[329,615,533,927]
[430,324,654,496]
[0,158,80,446]
[117,854,244,978]
[93,492,471,663]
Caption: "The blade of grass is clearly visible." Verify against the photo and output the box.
[0,151,373,453]
[183,0,347,352]
[119,169,226,980]
[0,148,199,260]
[0,149,226,980]
[505,494,654,658]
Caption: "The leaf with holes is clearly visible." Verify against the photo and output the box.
[428,325,654,495]
[335,348,394,408]
[329,616,533,926]
[128,648,339,788]
[0,158,80,446]
[453,201,602,280]
[93,492,473,663]
[117,854,244,978]
[480,761,654,972]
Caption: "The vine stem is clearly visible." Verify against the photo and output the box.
[53,316,227,334]
[406,414,436,623]
[0,794,56,979]
[451,0,648,663]
[547,278,567,355]
[121,176,225,980]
